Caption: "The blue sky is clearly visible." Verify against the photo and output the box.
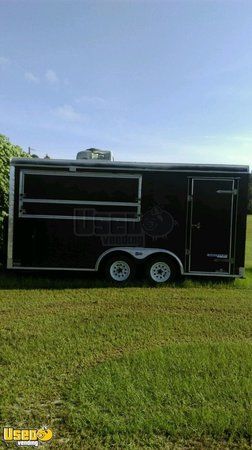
[0,0,252,167]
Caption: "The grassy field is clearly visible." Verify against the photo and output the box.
[0,217,251,449]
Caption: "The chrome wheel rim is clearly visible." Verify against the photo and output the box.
[150,262,171,283]
[110,260,130,282]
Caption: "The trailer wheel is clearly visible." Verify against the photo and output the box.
[146,256,177,284]
[104,255,135,284]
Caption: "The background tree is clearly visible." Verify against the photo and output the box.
[0,134,29,260]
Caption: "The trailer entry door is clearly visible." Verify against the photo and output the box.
[187,178,238,274]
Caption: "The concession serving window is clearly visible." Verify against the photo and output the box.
[19,170,142,221]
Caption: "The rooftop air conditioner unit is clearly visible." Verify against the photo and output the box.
[76,148,114,161]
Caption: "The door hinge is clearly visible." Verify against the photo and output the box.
[187,194,193,202]
[186,249,191,255]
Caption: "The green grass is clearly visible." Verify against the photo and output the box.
[0,217,251,449]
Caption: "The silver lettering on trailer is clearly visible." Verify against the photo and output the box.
[207,253,228,259]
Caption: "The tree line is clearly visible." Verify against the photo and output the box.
[0,135,29,259]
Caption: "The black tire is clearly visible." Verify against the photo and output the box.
[145,256,178,284]
[104,255,136,284]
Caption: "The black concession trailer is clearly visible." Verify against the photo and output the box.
[6,156,249,283]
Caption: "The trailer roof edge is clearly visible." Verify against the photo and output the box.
[10,157,250,173]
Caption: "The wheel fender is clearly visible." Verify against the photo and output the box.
[95,247,184,274]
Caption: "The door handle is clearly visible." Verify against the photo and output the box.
[192,222,201,230]
[216,189,237,195]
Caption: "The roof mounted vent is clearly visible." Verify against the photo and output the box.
[76,148,114,161]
